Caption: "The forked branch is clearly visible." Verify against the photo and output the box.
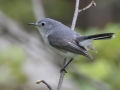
[36,0,96,90]
[57,0,96,90]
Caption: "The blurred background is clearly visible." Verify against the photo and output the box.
[0,0,120,90]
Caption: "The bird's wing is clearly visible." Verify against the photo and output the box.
[48,34,93,59]
[76,32,97,53]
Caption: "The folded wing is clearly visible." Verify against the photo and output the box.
[48,34,93,59]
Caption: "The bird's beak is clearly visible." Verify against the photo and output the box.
[28,23,36,26]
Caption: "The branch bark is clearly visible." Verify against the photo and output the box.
[57,0,96,90]
[71,0,80,31]
[78,0,96,13]
[57,0,80,90]
[57,58,68,90]
[32,0,96,90]
[36,80,52,90]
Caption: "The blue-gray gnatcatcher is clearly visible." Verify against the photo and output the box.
[28,18,114,71]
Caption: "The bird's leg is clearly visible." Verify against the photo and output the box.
[60,58,74,73]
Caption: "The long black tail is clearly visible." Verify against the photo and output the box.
[85,33,115,40]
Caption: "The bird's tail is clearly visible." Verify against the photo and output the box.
[85,33,115,40]
[78,33,115,49]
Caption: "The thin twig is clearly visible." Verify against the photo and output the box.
[36,80,52,90]
[78,0,96,13]
[71,0,80,31]
[57,0,96,90]
[57,0,80,90]
[57,58,68,90]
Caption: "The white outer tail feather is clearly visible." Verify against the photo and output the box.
[78,33,115,51]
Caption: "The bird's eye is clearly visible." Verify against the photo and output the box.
[41,23,45,26]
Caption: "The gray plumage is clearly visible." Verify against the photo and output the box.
[28,18,115,59]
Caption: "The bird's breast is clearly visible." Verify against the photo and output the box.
[38,29,78,58]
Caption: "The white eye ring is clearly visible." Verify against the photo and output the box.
[41,23,45,26]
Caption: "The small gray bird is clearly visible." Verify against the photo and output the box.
[28,18,114,72]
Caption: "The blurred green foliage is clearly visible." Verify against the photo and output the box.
[0,0,120,90]
[0,0,35,29]
[43,0,74,20]
[0,46,27,89]
[73,23,120,90]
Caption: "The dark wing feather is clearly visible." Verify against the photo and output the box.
[48,34,93,59]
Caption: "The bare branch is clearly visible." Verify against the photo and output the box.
[57,0,96,90]
[78,0,96,13]
[57,58,68,90]
[57,0,80,90]
[36,80,52,90]
[71,0,80,31]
